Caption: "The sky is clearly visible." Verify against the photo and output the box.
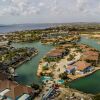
[0,0,100,24]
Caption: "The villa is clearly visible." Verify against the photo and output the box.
[46,49,68,60]
[66,66,76,74]
[66,61,94,75]
[74,61,94,74]
[0,80,33,100]
[0,41,8,46]
[82,51,100,65]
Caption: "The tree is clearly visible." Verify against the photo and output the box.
[59,72,68,80]
[31,83,40,90]
[93,94,100,100]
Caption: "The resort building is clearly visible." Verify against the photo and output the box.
[42,87,56,100]
[66,61,94,75]
[0,41,8,46]
[74,61,93,74]
[82,51,100,65]
[46,49,68,60]
[0,80,33,100]
[66,66,76,74]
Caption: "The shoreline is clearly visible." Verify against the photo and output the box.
[67,67,100,81]
[81,34,100,41]
[13,51,38,69]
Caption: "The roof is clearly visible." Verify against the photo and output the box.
[83,51,99,56]
[18,94,30,100]
[47,52,62,57]
[0,80,33,99]
[82,55,99,61]
[57,44,73,48]
[0,72,8,81]
[0,89,10,96]
[47,49,66,57]
[74,61,91,71]
[66,66,75,71]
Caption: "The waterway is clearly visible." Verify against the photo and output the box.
[0,23,59,33]
[68,37,100,94]
[12,37,100,94]
[68,70,100,94]
[11,42,54,85]
[80,37,100,51]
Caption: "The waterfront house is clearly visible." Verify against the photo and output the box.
[0,41,8,46]
[66,66,76,74]
[0,73,8,81]
[0,80,33,100]
[46,49,68,60]
[83,51,99,56]
[82,51,100,65]
[73,61,92,74]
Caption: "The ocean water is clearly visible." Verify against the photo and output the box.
[0,23,59,34]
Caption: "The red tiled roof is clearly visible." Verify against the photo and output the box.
[47,49,65,57]
[83,51,99,56]
[0,80,33,99]
[74,61,91,71]
[0,73,8,81]
[67,66,75,70]
[82,55,99,61]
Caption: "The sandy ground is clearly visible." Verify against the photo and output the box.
[92,34,100,37]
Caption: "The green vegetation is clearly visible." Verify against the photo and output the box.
[59,72,68,80]
[44,57,60,62]
[42,66,49,71]
[67,54,75,61]
[93,94,100,100]
[31,83,40,90]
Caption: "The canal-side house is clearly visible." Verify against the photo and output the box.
[82,51,100,65]
[46,49,68,60]
[0,80,33,100]
[73,61,93,74]
[0,41,8,46]
[66,66,76,74]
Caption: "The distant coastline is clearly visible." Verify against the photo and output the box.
[0,23,59,33]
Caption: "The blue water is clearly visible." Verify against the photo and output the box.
[0,23,59,33]
[11,42,54,85]
[80,37,100,51]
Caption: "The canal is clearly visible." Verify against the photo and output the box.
[68,70,100,94]
[12,42,54,85]
[12,37,100,94]
[68,37,100,94]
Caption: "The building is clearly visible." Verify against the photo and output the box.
[0,41,8,46]
[42,87,56,100]
[0,80,33,100]
[46,49,68,60]
[66,66,76,74]
[73,61,93,74]
[0,72,8,81]
[82,51,100,65]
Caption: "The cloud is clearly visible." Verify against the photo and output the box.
[0,0,100,23]
[0,0,40,16]
[38,2,45,7]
